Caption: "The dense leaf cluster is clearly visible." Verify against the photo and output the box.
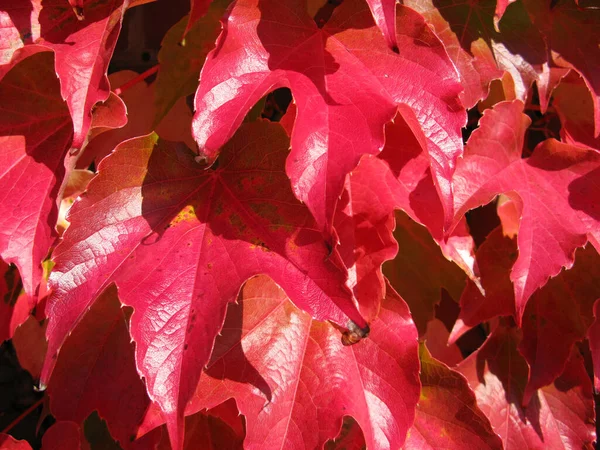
[0,0,599,448]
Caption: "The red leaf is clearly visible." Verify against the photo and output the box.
[3,0,130,150]
[404,0,503,108]
[524,0,600,136]
[192,0,465,235]
[325,417,366,450]
[43,121,367,450]
[404,344,502,450]
[185,0,213,37]
[41,421,89,450]
[0,434,32,450]
[141,276,420,449]
[46,285,150,448]
[0,260,29,342]
[519,245,600,404]
[453,100,600,322]
[384,212,466,335]
[78,70,195,170]
[156,399,245,450]
[457,324,596,449]
[423,319,463,367]
[0,52,72,296]
[365,0,397,50]
[450,226,517,342]
[587,298,600,392]
[13,316,47,380]
[553,71,600,150]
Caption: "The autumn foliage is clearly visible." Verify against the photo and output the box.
[0,0,599,448]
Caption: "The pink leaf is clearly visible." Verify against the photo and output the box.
[458,324,595,449]
[43,121,367,450]
[141,276,420,450]
[0,52,72,296]
[453,100,600,322]
[193,0,465,236]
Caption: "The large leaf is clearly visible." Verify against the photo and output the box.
[519,245,600,404]
[0,52,72,296]
[42,121,367,450]
[1,0,130,150]
[46,285,151,448]
[0,434,32,450]
[41,421,88,450]
[453,100,600,322]
[457,324,596,449]
[404,344,502,450]
[140,275,420,450]
[192,0,465,236]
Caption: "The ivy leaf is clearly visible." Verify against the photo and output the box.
[140,275,420,450]
[404,344,502,450]
[0,260,28,342]
[153,0,231,126]
[41,421,88,450]
[0,52,72,296]
[42,121,367,450]
[453,100,600,322]
[1,0,131,150]
[192,0,465,236]
[519,245,600,404]
[46,285,151,448]
[458,325,595,449]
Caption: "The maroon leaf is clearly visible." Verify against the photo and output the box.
[192,0,465,235]
[42,121,367,450]
[524,0,600,136]
[404,344,502,450]
[453,100,600,322]
[0,51,72,296]
[156,399,245,450]
[13,316,47,380]
[587,298,600,392]
[450,226,517,342]
[519,245,600,404]
[458,324,596,449]
[41,421,89,450]
[46,285,150,448]
[185,0,213,37]
[0,260,29,342]
[553,71,600,150]
[140,275,420,450]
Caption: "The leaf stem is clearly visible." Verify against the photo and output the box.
[114,64,160,96]
[1,396,45,434]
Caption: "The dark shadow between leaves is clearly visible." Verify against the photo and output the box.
[568,166,600,222]
[204,288,273,402]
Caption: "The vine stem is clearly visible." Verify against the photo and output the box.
[114,64,160,96]
[1,396,45,434]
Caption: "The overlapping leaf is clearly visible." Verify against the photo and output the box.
[1,0,131,150]
[140,276,420,450]
[193,0,465,236]
[453,100,600,321]
[404,344,502,449]
[43,121,367,450]
[46,285,151,448]
[458,324,595,449]
[0,52,72,296]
